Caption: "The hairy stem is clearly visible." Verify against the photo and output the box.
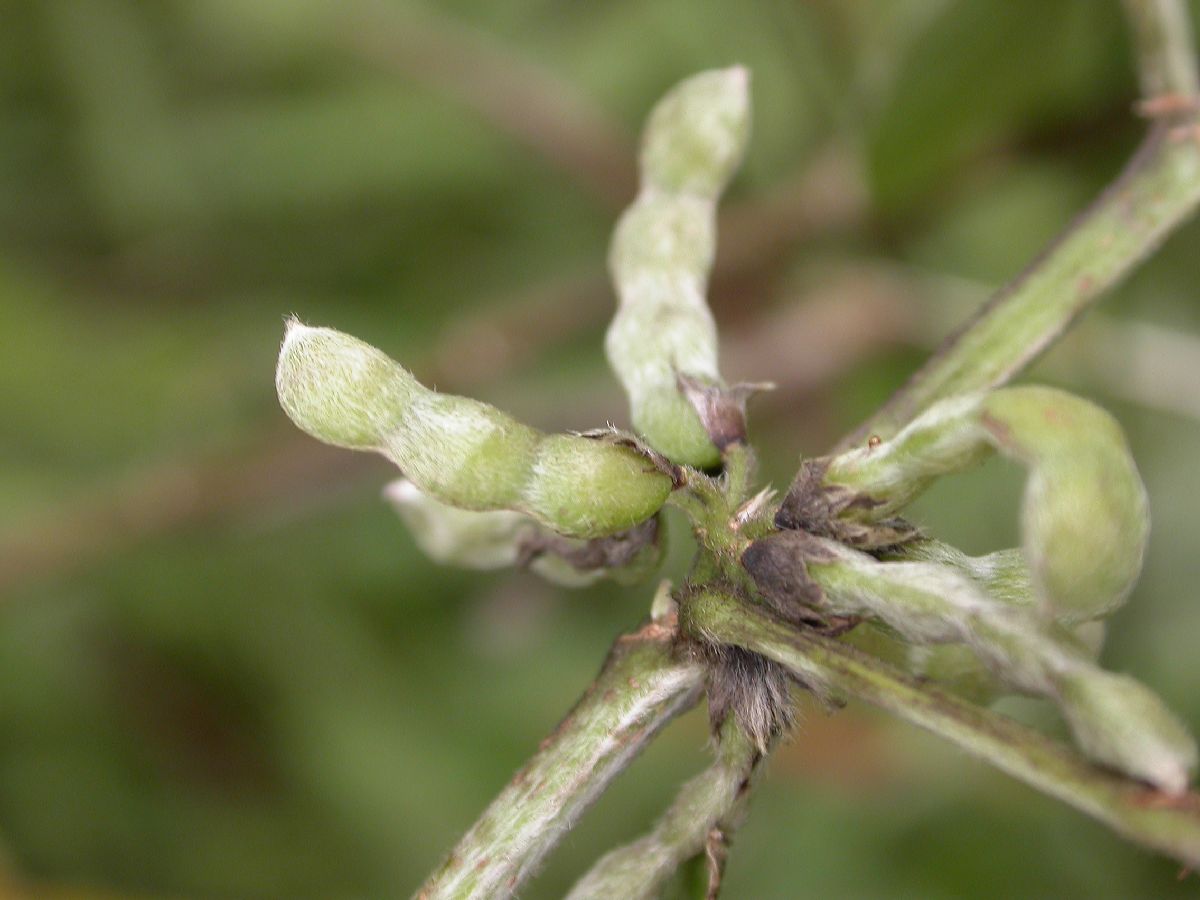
[685,590,1200,869]
[839,0,1200,450]
[566,719,763,900]
[416,618,703,900]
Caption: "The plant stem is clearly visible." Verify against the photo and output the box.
[1122,0,1200,99]
[721,442,758,507]
[565,719,763,900]
[838,0,1200,450]
[415,617,704,900]
[685,590,1200,869]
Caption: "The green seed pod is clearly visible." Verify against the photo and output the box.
[887,540,1034,609]
[1056,669,1197,796]
[792,539,1196,793]
[277,320,673,538]
[904,620,1106,708]
[383,391,540,511]
[640,67,752,196]
[869,538,1110,706]
[605,67,750,468]
[383,479,664,588]
[907,642,1005,706]
[385,478,535,570]
[982,387,1149,624]
[276,319,418,449]
[818,386,1149,623]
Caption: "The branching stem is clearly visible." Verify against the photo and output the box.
[686,589,1200,870]
[415,617,703,900]
[566,719,763,899]
[839,0,1200,450]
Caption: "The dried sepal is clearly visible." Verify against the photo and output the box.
[739,530,832,625]
[517,515,664,587]
[703,643,796,754]
[774,459,920,549]
[678,375,774,454]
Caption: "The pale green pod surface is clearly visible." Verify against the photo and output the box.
[606,196,719,468]
[604,275,721,467]
[609,194,715,283]
[276,319,419,449]
[277,321,674,538]
[381,391,539,511]
[981,387,1149,624]
[384,478,529,569]
[633,390,717,470]
[605,68,750,468]
[1057,669,1197,795]
[640,66,751,196]
[384,479,664,587]
[809,544,1198,788]
[825,386,1149,623]
[524,435,673,538]
[806,551,969,645]
[908,643,1004,706]
[385,479,605,587]
[824,393,993,519]
[906,617,1105,709]
[841,620,1005,706]
[888,541,1035,609]
[841,622,911,668]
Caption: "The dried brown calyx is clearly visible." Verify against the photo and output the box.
[774,457,919,550]
[678,374,774,455]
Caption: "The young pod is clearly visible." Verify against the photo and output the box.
[812,386,1149,624]
[1056,668,1197,796]
[277,320,673,538]
[383,479,664,588]
[788,539,1195,793]
[605,67,750,467]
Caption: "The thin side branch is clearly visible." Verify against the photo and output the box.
[566,719,763,900]
[839,0,1200,450]
[685,590,1200,870]
[416,616,704,900]
[1123,0,1200,100]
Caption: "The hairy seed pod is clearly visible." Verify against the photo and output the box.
[384,478,536,569]
[277,320,673,538]
[846,539,1109,705]
[383,479,664,587]
[605,67,750,467]
[793,539,1196,793]
[1056,668,1199,795]
[816,386,1149,624]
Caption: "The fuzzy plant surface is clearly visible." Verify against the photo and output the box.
[275,10,1200,896]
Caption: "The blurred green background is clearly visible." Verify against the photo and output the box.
[2,0,1200,897]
